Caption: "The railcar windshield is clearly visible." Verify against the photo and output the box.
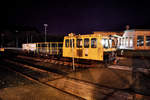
[101,39,109,49]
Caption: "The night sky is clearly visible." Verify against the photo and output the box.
[1,0,150,34]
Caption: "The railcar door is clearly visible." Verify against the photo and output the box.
[88,38,100,60]
[83,38,89,57]
[76,38,83,58]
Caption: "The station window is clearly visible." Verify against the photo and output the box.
[65,39,69,47]
[77,39,82,48]
[91,38,97,48]
[146,36,150,46]
[84,38,89,48]
[137,36,144,46]
[70,39,74,47]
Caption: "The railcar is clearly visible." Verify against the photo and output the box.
[63,33,116,61]
[22,43,36,51]
[22,42,63,56]
[0,48,4,52]
[0,48,4,56]
[117,29,150,57]
[36,42,63,56]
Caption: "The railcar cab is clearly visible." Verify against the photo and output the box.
[63,33,116,61]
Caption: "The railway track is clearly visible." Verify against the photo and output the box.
[2,51,150,99]
[2,55,148,100]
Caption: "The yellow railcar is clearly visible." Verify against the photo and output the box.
[63,33,116,61]
[0,48,4,52]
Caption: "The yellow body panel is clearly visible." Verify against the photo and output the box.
[63,34,116,61]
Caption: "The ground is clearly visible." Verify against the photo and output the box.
[0,64,82,100]
[0,55,150,100]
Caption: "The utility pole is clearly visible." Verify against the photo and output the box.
[44,24,48,43]
[16,30,18,48]
[70,33,75,71]
[31,34,32,43]
[16,37,18,48]
[26,33,28,43]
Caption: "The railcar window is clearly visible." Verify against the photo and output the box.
[58,44,63,47]
[52,44,57,47]
[84,38,89,48]
[112,40,115,48]
[146,36,150,46]
[37,44,41,47]
[129,37,133,47]
[65,39,69,47]
[77,39,82,48]
[102,39,109,49]
[137,36,144,46]
[122,38,124,46]
[109,40,112,48]
[109,39,115,48]
[91,38,97,48]
[70,39,74,47]
[126,37,128,47]
[118,38,121,46]
[42,44,47,47]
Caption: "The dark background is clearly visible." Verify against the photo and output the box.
[0,0,150,46]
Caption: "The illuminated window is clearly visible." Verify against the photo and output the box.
[146,36,150,46]
[102,39,109,49]
[108,39,115,48]
[122,38,124,46]
[65,39,69,47]
[118,38,121,46]
[70,39,74,47]
[126,37,128,47]
[77,39,82,48]
[129,37,133,47]
[112,40,115,48]
[137,36,144,46]
[84,38,89,48]
[91,38,97,48]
